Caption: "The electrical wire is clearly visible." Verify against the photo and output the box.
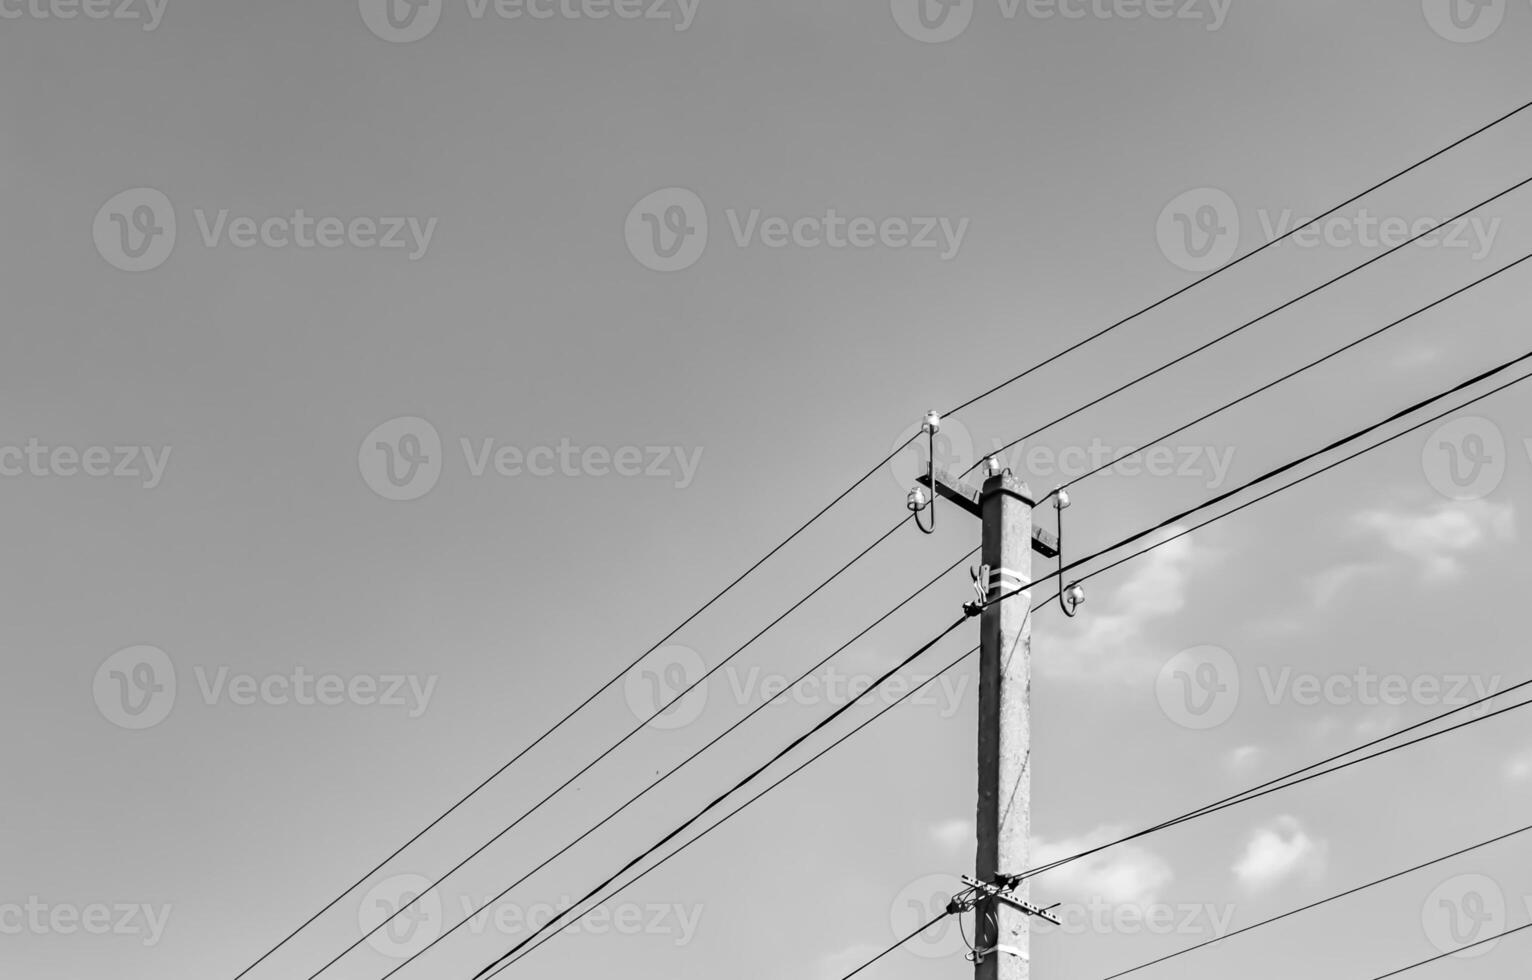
[1059,249,1532,490]
[306,513,918,979]
[1099,823,1532,979]
[485,643,983,977]
[942,98,1532,417]
[960,174,1532,478]
[486,357,1532,976]
[231,437,916,980]
[461,617,971,980]
[1372,921,1532,979]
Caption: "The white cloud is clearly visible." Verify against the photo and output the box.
[1037,531,1201,683]
[1305,561,1385,607]
[1227,745,1263,774]
[1232,816,1327,892]
[1032,825,1173,907]
[816,943,887,980]
[1504,748,1532,783]
[932,818,972,851]
[1355,499,1515,582]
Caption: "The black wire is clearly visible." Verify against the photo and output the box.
[960,175,1532,478]
[1039,349,1532,592]
[310,511,915,979]
[1372,921,1532,979]
[233,435,917,980]
[487,353,1532,978]
[485,644,984,977]
[361,541,975,979]
[1061,249,1532,490]
[488,359,1532,975]
[1099,823,1532,980]
[1070,365,1532,595]
[465,616,971,980]
[942,97,1532,418]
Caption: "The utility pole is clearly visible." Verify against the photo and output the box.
[919,452,1060,980]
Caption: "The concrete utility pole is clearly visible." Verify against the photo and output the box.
[920,458,1059,980]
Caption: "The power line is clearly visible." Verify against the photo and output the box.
[1372,922,1532,979]
[231,437,915,980]
[307,513,917,979]
[462,617,972,980]
[961,174,1532,478]
[1099,823,1532,979]
[1068,362,1532,595]
[488,358,1532,976]
[354,541,978,978]
[942,97,1532,417]
[483,643,983,977]
[1036,348,1532,593]
[1061,249,1532,489]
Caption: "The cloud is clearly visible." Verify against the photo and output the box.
[1232,816,1327,892]
[932,818,972,851]
[1504,748,1532,783]
[1033,825,1173,907]
[1037,531,1200,683]
[1305,561,1385,607]
[1227,745,1263,774]
[816,944,888,980]
[1355,499,1515,582]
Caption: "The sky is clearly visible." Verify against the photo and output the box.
[4,1,1532,979]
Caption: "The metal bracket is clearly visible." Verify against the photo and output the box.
[960,875,1063,925]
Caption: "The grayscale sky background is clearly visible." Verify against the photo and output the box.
[5,2,1532,980]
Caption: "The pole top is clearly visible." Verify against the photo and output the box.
[980,466,1035,507]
